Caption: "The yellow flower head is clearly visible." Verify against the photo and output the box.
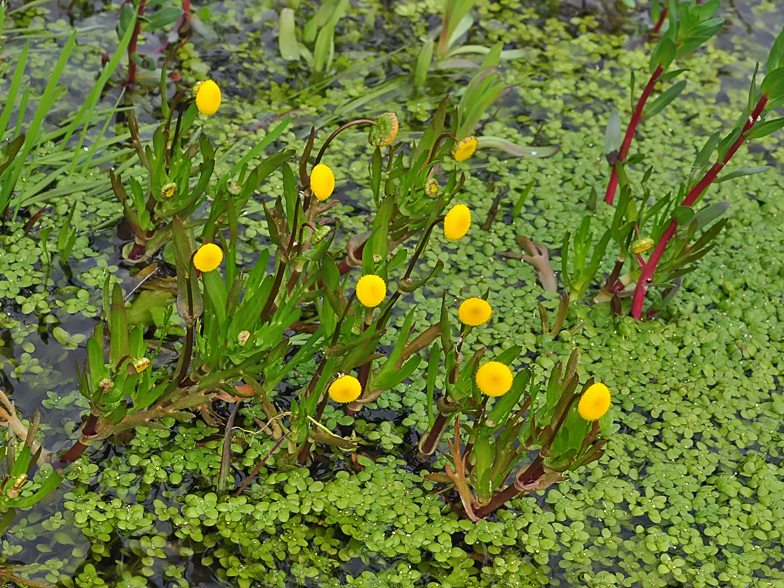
[193,243,223,272]
[329,375,362,403]
[444,204,471,241]
[310,164,335,201]
[475,361,513,397]
[458,298,492,327]
[194,79,221,116]
[452,136,478,162]
[578,383,611,421]
[356,274,387,308]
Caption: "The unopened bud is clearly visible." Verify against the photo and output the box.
[312,225,331,245]
[99,378,113,393]
[237,331,251,346]
[227,181,241,196]
[373,254,382,263]
[368,112,399,147]
[351,324,361,335]
[425,178,439,198]
[5,488,19,500]
[161,182,178,199]
[13,474,27,490]
[132,358,151,374]
[631,238,654,254]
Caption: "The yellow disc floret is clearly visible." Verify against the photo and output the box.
[475,361,513,397]
[452,136,478,162]
[356,274,387,308]
[444,204,471,241]
[458,298,492,327]
[310,164,335,201]
[193,243,223,272]
[194,79,221,116]
[578,383,611,421]
[329,375,362,403]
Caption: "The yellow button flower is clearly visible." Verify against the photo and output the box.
[458,298,492,327]
[310,164,335,201]
[193,243,223,272]
[475,361,513,397]
[578,383,611,421]
[452,136,478,162]
[444,204,471,241]
[329,375,362,403]
[194,80,221,116]
[356,274,387,308]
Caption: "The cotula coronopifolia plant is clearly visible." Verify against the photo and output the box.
[112,72,292,263]
[418,306,611,520]
[52,93,485,473]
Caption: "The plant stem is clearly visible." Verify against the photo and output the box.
[604,65,664,205]
[473,455,544,519]
[630,94,769,318]
[653,8,668,34]
[57,412,100,465]
[313,120,376,167]
[126,0,148,88]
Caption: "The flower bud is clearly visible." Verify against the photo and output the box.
[368,112,399,147]
[132,358,151,374]
[228,181,242,196]
[425,178,439,198]
[631,238,654,254]
[161,182,178,199]
[12,474,27,490]
[99,378,113,393]
[237,331,251,346]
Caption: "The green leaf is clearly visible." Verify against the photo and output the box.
[767,27,784,74]
[744,117,784,140]
[761,67,784,99]
[109,283,130,369]
[649,37,676,73]
[279,9,300,61]
[604,109,621,156]
[512,180,535,218]
[642,79,687,120]
[313,22,335,73]
[673,205,695,226]
[145,5,183,30]
[716,166,771,183]
[415,39,434,89]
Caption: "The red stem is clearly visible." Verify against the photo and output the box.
[126,0,148,88]
[57,413,100,465]
[605,65,664,205]
[653,8,668,34]
[630,95,769,318]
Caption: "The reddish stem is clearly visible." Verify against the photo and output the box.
[653,8,668,34]
[57,413,100,465]
[126,0,148,88]
[605,65,664,205]
[630,95,769,318]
